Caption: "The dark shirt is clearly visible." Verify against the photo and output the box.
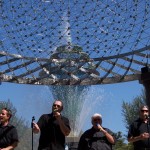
[0,124,18,148]
[37,113,70,150]
[128,118,150,149]
[78,127,115,150]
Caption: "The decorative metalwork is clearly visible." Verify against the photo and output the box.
[0,0,149,85]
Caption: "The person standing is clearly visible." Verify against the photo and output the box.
[0,108,19,150]
[33,100,71,150]
[128,105,150,150]
[78,113,116,150]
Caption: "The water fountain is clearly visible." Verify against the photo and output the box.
[1,1,150,149]
[39,44,99,144]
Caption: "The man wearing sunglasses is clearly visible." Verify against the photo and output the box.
[128,105,150,150]
[33,100,71,150]
[78,113,116,150]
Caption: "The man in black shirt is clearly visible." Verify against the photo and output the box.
[0,108,18,149]
[128,105,150,150]
[33,100,71,150]
[78,113,116,150]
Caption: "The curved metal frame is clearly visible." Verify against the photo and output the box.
[0,1,150,85]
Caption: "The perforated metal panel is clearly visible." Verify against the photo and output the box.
[0,0,149,85]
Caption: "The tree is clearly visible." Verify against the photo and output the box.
[122,89,146,130]
[112,131,137,150]
[113,131,127,150]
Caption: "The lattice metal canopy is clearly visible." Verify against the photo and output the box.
[0,0,150,85]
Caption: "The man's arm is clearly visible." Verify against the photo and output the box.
[57,117,70,136]
[97,124,115,144]
[0,141,18,150]
[102,130,115,144]
[32,122,40,134]
[54,111,70,136]
[128,132,150,143]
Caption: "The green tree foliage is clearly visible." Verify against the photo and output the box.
[112,131,135,150]
[113,131,127,150]
[122,89,146,130]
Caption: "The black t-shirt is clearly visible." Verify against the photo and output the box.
[37,113,70,150]
[78,127,116,150]
[128,118,150,149]
[0,124,18,148]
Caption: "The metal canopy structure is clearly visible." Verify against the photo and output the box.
[0,0,150,85]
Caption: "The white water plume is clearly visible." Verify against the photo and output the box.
[72,87,105,137]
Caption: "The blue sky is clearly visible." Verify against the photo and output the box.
[0,2,149,147]
[0,80,143,137]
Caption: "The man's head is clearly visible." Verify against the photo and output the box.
[91,113,102,126]
[0,108,12,124]
[52,100,63,113]
[139,105,149,120]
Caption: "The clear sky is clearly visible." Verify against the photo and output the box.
[0,80,143,137]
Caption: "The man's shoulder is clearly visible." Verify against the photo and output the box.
[103,127,113,133]
[0,124,17,133]
[61,115,69,121]
[83,128,93,134]
[133,118,141,123]
[39,113,53,121]
[130,118,142,127]
[8,124,17,130]
[41,113,52,117]
[80,128,94,139]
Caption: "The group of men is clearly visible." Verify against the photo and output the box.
[0,100,150,150]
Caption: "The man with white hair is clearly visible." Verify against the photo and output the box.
[78,113,116,150]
